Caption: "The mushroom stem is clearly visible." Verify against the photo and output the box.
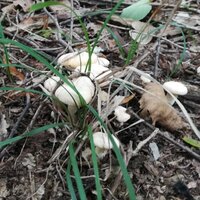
[95,147,108,159]
[165,93,178,105]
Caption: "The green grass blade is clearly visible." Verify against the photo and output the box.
[0,86,50,97]
[87,105,136,200]
[88,125,102,200]
[30,1,65,11]
[66,162,78,200]
[0,123,64,148]
[69,142,87,200]
[0,38,86,106]
[106,27,126,58]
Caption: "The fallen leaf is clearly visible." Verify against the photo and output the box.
[129,21,155,45]
[3,56,25,81]
[8,67,25,81]
[139,83,186,131]
[121,94,135,104]
[13,0,33,12]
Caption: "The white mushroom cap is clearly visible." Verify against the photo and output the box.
[97,57,110,67]
[75,63,111,80]
[140,74,152,83]
[163,81,188,95]
[93,132,120,150]
[197,67,200,74]
[114,106,131,123]
[55,76,95,107]
[44,76,61,92]
[163,81,188,105]
[57,52,98,69]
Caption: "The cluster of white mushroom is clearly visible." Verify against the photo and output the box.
[57,51,111,80]
[43,51,112,108]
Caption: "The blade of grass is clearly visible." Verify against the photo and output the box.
[87,105,136,200]
[0,38,86,106]
[88,125,102,200]
[0,123,64,148]
[66,162,78,200]
[69,142,87,200]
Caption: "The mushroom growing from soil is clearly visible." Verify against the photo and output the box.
[114,106,131,123]
[140,73,152,83]
[163,81,188,105]
[97,57,110,67]
[55,76,95,107]
[44,76,61,92]
[57,52,98,69]
[75,63,112,80]
[93,132,120,158]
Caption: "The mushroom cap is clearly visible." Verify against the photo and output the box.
[57,52,98,69]
[140,74,151,83]
[55,76,95,106]
[44,76,61,92]
[114,106,131,123]
[97,57,110,67]
[75,64,111,80]
[93,132,120,149]
[197,67,200,74]
[163,81,188,95]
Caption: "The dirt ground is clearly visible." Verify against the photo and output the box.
[0,0,200,200]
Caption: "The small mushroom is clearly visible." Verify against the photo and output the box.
[57,52,98,69]
[197,67,200,75]
[93,132,120,158]
[75,63,112,80]
[140,73,152,83]
[44,76,61,92]
[163,81,188,105]
[114,106,131,123]
[97,57,110,67]
[55,76,95,107]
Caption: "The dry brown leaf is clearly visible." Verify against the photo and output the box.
[139,83,186,131]
[3,56,25,81]
[8,67,25,81]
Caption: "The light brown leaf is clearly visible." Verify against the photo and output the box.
[139,83,186,131]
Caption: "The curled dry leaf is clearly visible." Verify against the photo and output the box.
[139,83,186,131]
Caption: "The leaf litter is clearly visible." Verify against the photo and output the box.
[0,0,200,199]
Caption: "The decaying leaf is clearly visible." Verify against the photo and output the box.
[139,83,186,131]
[129,21,155,45]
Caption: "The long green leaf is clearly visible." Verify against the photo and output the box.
[87,105,136,200]
[66,162,77,200]
[88,125,102,200]
[69,142,87,200]
[0,123,64,148]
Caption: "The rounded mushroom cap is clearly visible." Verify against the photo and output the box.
[97,57,110,67]
[140,74,152,83]
[197,67,200,74]
[93,132,120,150]
[44,76,61,92]
[163,81,188,95]
[55,76,95,106]
[75,64,111,80]
[57,52,98,69]
[114,106,131,123]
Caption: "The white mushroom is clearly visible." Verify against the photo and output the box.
[55,76,95,107]
[97,57,110,67]
[140,73,152,83]
[93,132,120,158]
[163,81,188,105]
[114,106,131,123]
[75,63,112,80]
[44,76,61,92]
[197,67,200,75]
[57,52,98,69]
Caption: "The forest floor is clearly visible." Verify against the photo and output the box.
[0,0,200,199]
